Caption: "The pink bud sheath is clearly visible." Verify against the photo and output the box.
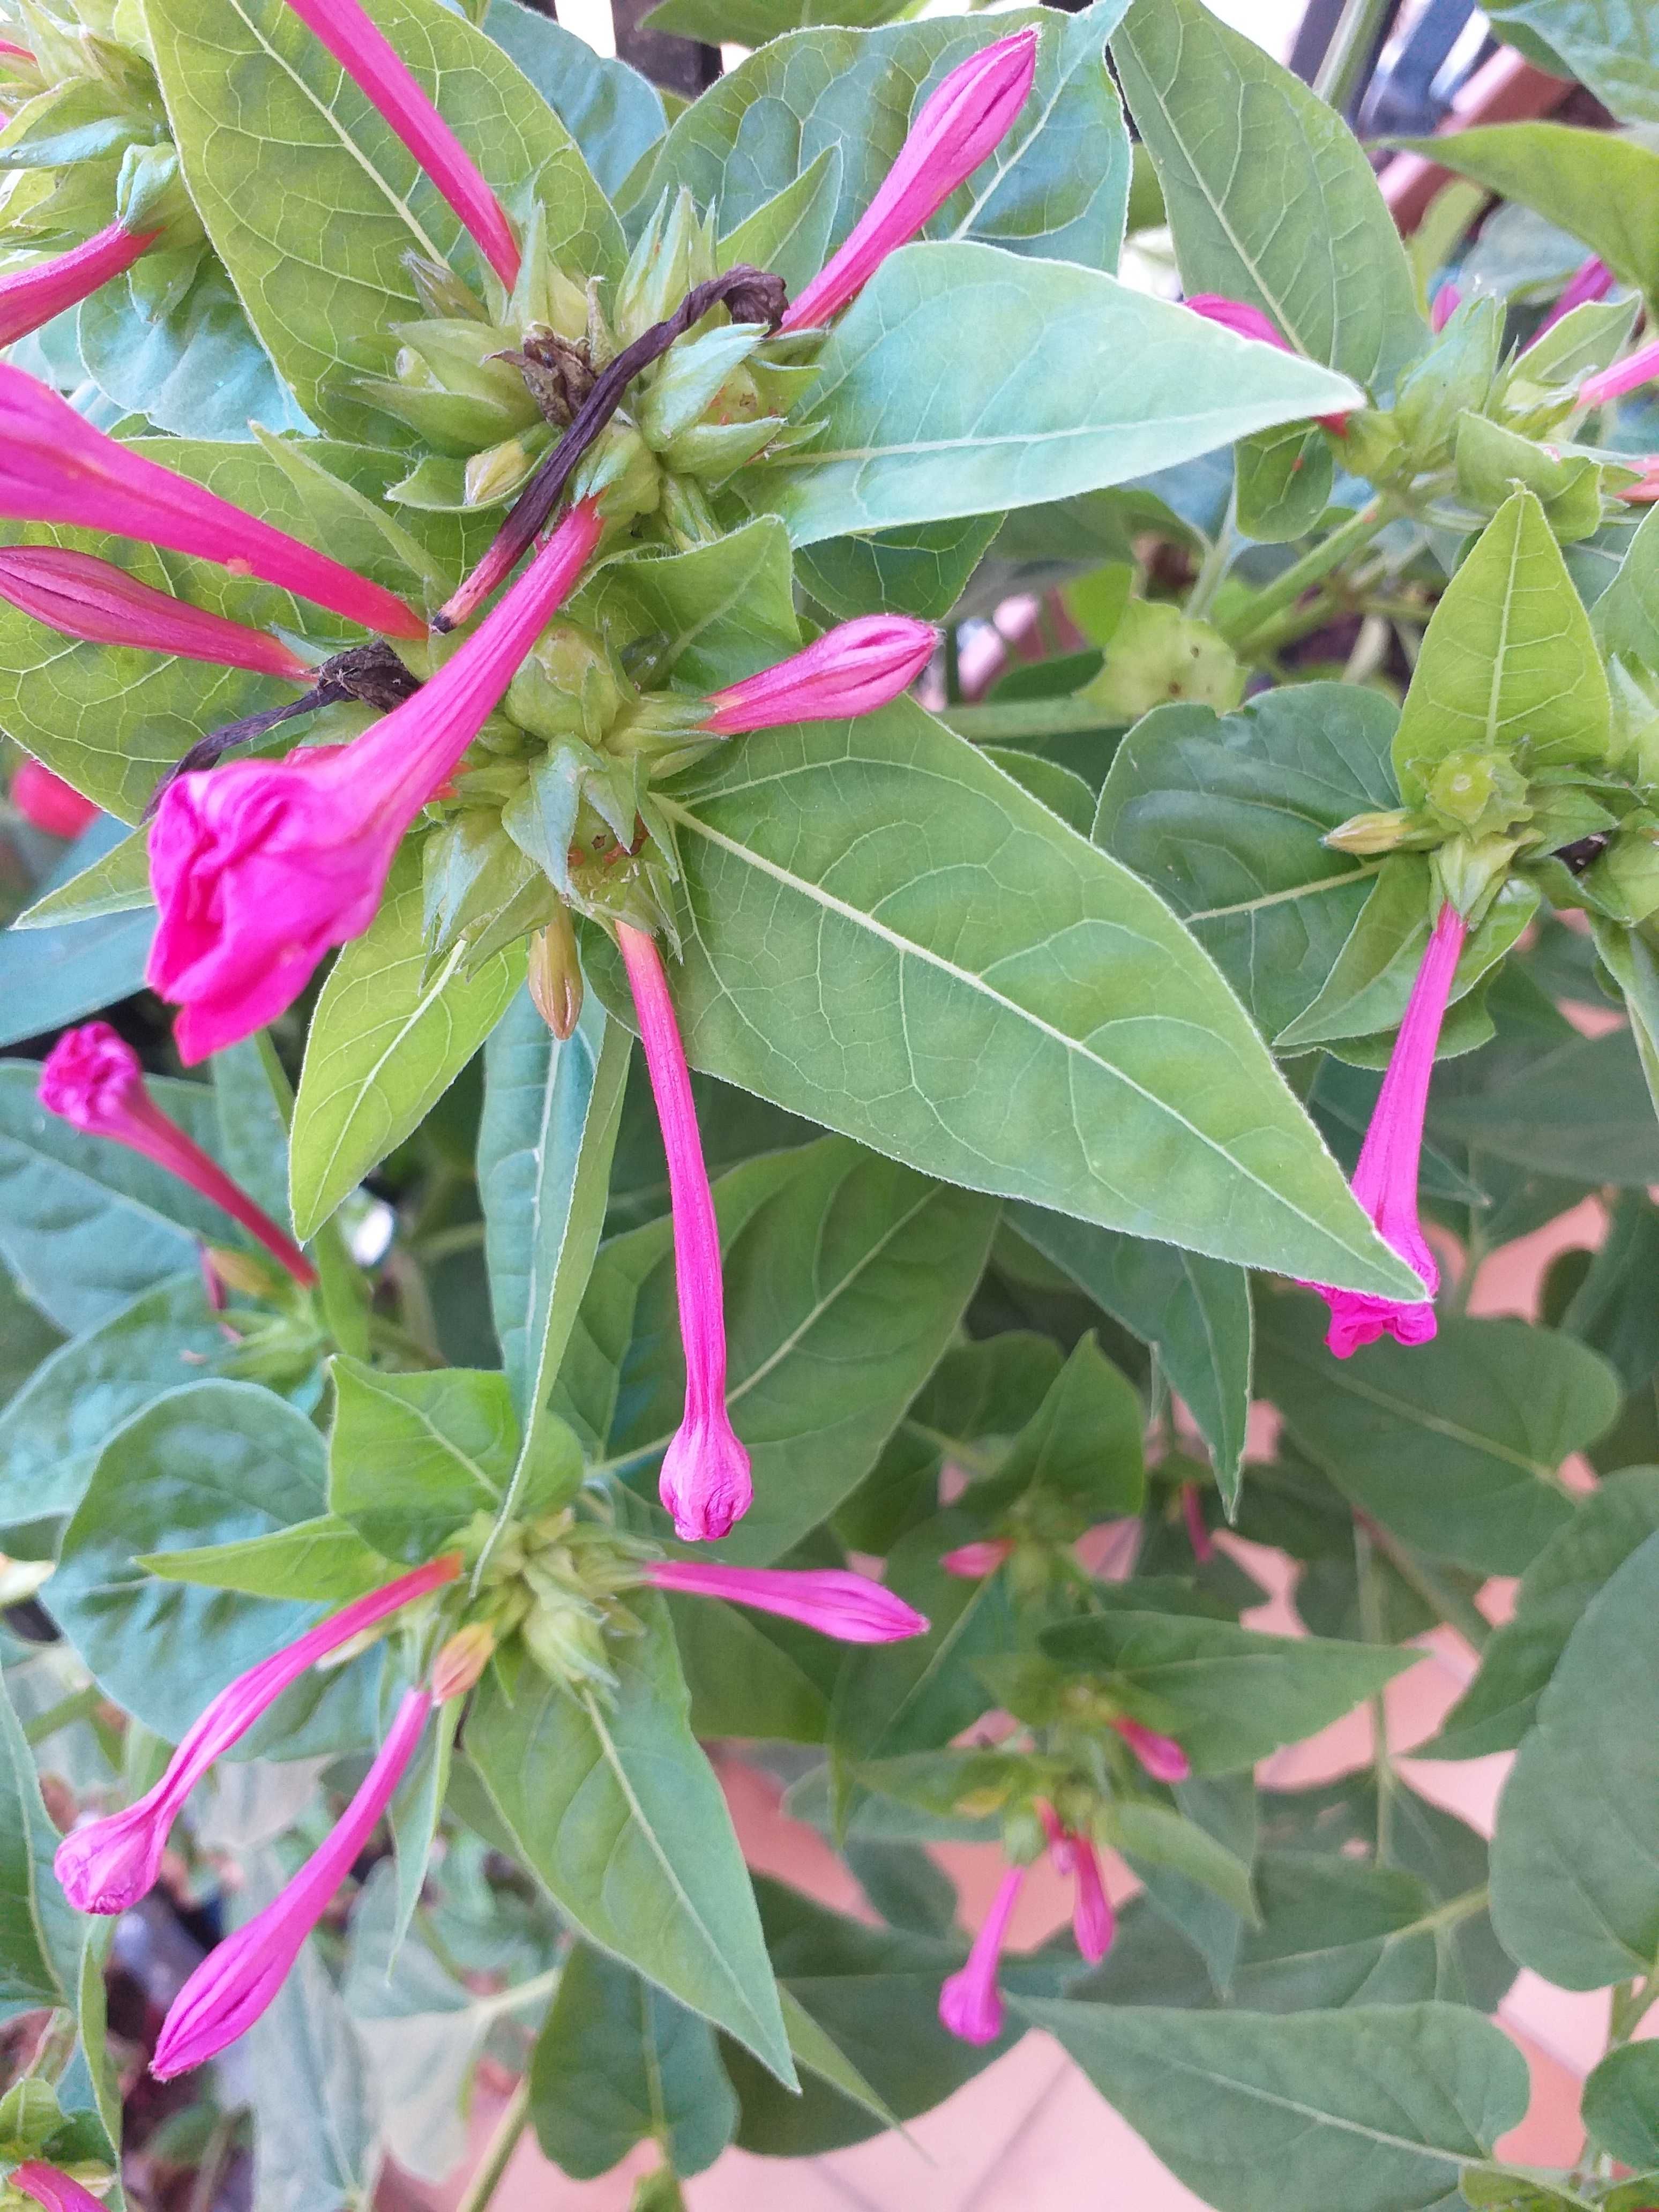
[0,218,158,349]
[939,1863,1024,2045]
[645,1560,926,1641]
[39,1023,316,1287]
[0,363,424,639]
[278,0,519,289]
[55,1556,457,1916]
[1112,1716,1191,1786]
[940,1538,1014,1579]
[151,1687,433,2078]
[11,757,97,838]
[702,616,936,735]
[616,922,752,1543]
[782,31,1038,332]
[0,545,312,678]
[1307,901,1465,1358]
[146,499,602,1062]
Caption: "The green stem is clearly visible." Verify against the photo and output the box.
[23,1683,104,1746]
[1396,1885,1490,1941]
[1357,1512,1491,1651]
[940,696,1108,745]
[1313,0,1396,110]
[1228,497,1391,657]
[1185,488,1237,624]
[457,2079,532,2212]
[1355,1523,1396,1862]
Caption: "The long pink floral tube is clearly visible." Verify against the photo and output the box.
[0,545,312,678]
[0,218,157,348]
[939,1864,1024,2044]
[645,1559,926,1641]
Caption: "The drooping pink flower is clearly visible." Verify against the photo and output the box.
[11,756,96,837]
[645,1559,928,1641]
[1037,1802,1115,1962]
[1180,1481,1214,1564]
[1533,253,1614,342]
[1112,1716,1191,1786]
[0,364,424,639]
[55,1556,458,1916]
[939,1864,1023,2045]
[1309,900,1465,1358]
[1184,294,1349,434]
[146,498,602,1062]
[0,545,312,678]
[616,921,751,1543]
[702,617,936,735]
[12,2166,105,2212]
[39,1022,317,1286]
[278,0,519,289]
[780,31,1038,333]
[1578,336,1659,411]
[152,1686,433,2078]
[940,1538,1014,1579]
[1430,282,1462,333]
[0,218,158,348]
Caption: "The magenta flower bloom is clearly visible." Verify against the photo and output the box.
[939,1864,1024,2045]
[55,1555,457,1916]
[11,756,96,838]
[279,0,519,289]
[146,498,602,1062]
[1309,900,1465,1358]
[702,617,936,735]
[0,218,158,349]
[780,30,1038,333]
[152,1686,433,2079]
[0,545,312,679]
[0,364,424,639]
[1112,1716,1191,1786]
[940,1538,1014,1580]
[1578,335,1659,410]
[1534,253,1613,341]
[616,921,751,1542]
[1184,293,1350,433]
[12,2166,105,2212]
[40,1022,317,1284]
[645,1559,927,1641]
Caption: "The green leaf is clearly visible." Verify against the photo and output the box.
[1094,684,1401,1048]
[1116,1797,1257,1923]
[466,1596,796,2084]
[14,821,152,930]
[1021,2000,1528,2212]
[0,1269,60,1414]
[1230,1855,1444,2010]
[796,515,1003,625]
[716,146,842,299]
[0,1669,78,2022]
[1114,0,1425,390]
[1594,500,1659,667]
[1258,1302,1612,1576]
[970,1331,1144,1520]
[1007,1205,1251,1505]
[1038,1609,1413,1774]
[1583,2042,1659,2170]
[752,241,1362,547]
[1490,1529,1659,1987]
[577,518,800,694]
[603,698,1421,1298]
[77,253,308,440]
[556,1135,996,1565]
[1558,1192,1659,1393]
[290,846,527,1239]
[1392,489,1613,803]
[136,1514,393,1602]
[144,0,622,443]
[1429,1026,1659,1186]
[983,746,1097,836]
[1235,426,1335,544]
[1393,123,1659,303]
[48,1380,383,1757]
[328,1357,536,1562]
[665,1591,832,1744]
[640,9,1130,277]
[644,0,906,36]
[0,898,152,1052]
[1485,2,1659,126]
[528,1941,737,2180]
[1424,1467,1659,1760]
[479,0,664,202]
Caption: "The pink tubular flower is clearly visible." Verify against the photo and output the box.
[1309,900,1465,1358]
[278,0,519,290]
[941,1538,1014,1579]
[152,1686,432,2079]
[702,617,936,735]
[1112,1716,1191,1785]
[11,756,96,837]
[779,30,1038,333]
[1070,1834,1115,1964]
[1578,336,1659,412]
[12,2167,104,2212]
[1430,282,1462,333]
[39,1022,317,1286]
[0,218,158,348]
[0,545,312,678]
[1180,1481,1214,1564]
[1184,294,1349,434]
[55,1555,458,1916]
[1534,253,1613,341]
[0,364,424,639]
[939,1864,1023,2045]
[616,920,752,1542]
[146,498,602,1062]
[645,1559,927,1642]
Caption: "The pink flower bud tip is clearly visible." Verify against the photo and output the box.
[1184,294,1350,434]
[11,756,96,838]
[703,617,936,735]
[938,1864,1024,2046]
[1579,336,1659,412]
[781,30,1038,332]
[1533,253,1613,342]
[12,2166,105,2212]
[646,1559,927,1642]
[0,545,312,678]
[40,1023,317,1287]
[1112,1716,1190,1785]
[941,1538,1013,1579]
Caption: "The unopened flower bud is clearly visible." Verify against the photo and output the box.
[431,1623,495,1702]
[505,619,625,747]
[1424,750,1530,839]
[1325,807,1416,856]
[527,912,583,1039]
[201,1245,286,1301]
[1002,1803,1047,1865]
[465,434,541,509]
[569,420,661,528]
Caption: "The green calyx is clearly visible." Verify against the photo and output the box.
[454,1506,656,1697]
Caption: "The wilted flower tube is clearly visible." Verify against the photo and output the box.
[0,545,313,678]
[0,217,158,349]
[645,1559,928,1641]
[701,617,936,735]
[780,30,1038,332]
[39,1022,316,1286]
